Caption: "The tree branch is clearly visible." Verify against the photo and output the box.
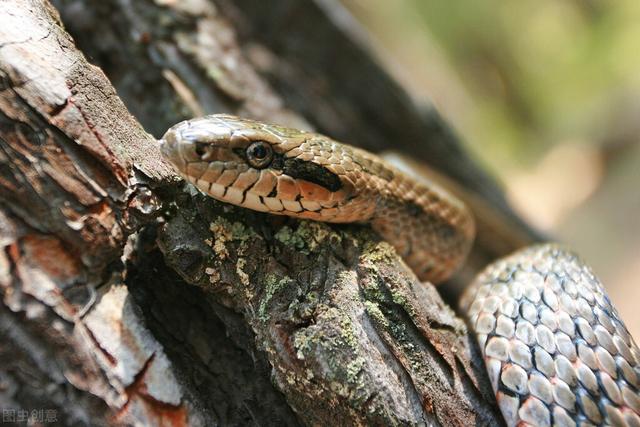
[0,0,527,425]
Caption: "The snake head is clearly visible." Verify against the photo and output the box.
[161,114,475,283]
[159,115,368,220]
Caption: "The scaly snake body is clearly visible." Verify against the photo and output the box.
[160,115,640,426]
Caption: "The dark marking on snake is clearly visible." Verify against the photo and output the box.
[282,157,342,192]
[406,201,423,217]
[235,144,341,192]
[270,152,285,170]
[424,211,458,242]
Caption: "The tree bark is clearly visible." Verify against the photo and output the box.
[0,0,537,425]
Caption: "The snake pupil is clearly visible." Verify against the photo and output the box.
[252,145,266,159]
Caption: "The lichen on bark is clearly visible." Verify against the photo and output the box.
[158,187,501,425]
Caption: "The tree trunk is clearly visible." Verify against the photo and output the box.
[0,0,538,425]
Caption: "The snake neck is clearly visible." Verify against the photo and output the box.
[370,173,475,284]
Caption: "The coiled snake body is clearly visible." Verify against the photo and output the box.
[160,115,640,426]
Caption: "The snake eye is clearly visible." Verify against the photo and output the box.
[245,141,273,169]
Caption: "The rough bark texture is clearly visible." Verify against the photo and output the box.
[0,0,539,425]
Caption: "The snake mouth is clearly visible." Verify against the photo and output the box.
[161,118,344,194]
[159,119,336,216]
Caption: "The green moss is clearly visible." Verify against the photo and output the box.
[229,220,256,242]
[361,241,396,264]
[364,301,389,328]
[292,330,312,360]
[274,226,306,251]
[359,265,430,373]
[291,304,368,390]
[337,311,359,350]
[213,218,252,249]
[345,358,365,384]
[274,221,341,253]
[288,291,319,322]
[360,241,422,319]
[390,291,409,309]
[258,274,292,322]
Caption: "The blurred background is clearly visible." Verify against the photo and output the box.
[342,0,640,336]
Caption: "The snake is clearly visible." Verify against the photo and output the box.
[160,114,640,426]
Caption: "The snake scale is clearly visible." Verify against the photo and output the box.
[160,114,640,426]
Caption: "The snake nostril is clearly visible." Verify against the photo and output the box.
[194,142,207,157]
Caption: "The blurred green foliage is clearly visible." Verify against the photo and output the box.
[345,0,640,167]
[343,0,640,337]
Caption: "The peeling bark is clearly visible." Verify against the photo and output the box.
[0,1,197,425]
[0,0,536,425]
